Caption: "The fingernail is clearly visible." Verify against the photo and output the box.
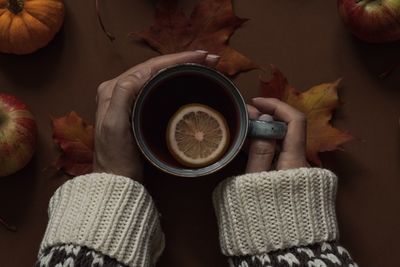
[195,50,208,54]
[258,114,274,122]
[252,97,263,101]
[206,54,220,60]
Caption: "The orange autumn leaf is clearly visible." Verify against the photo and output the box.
[260,66,353,165]
[132,0,257,76]
[52,112,94,176]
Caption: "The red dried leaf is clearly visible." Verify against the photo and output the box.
[132,0,257,76]
[260,66,353,165]
[52,112,94,176]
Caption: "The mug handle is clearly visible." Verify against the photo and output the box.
[248,120,287,140]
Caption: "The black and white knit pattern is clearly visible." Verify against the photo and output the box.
[36,244,125,267]
[36,242,357,267]
[228,242,358,267]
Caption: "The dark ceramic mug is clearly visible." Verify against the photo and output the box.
[132,64,287,177]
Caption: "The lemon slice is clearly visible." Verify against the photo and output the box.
[166,103,230,168]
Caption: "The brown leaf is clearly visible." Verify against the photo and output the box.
[132,0,257,76]
[260,66,353,165]
[52,112,94,176]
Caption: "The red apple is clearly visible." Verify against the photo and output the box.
[338,0,400,43]
[0,93,37,177]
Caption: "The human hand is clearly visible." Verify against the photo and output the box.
[93,51,221,182]
[245,98,308,173]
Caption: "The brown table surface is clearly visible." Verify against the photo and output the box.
[1,0,399,266]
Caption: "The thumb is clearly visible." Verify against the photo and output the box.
[245,114,276,173]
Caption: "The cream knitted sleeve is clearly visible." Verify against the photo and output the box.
[38,173,164,267]
[213,167,339,256]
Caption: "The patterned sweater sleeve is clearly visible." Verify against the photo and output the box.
[213,168,359,267]
[36,173,164,267]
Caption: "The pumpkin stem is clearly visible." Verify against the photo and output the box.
[8,0,24,14]
[95,0,115,42]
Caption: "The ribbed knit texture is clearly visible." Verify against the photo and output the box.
[39,173,164,267]
[213,168,339,256]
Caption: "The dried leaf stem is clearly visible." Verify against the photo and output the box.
[379,61,400,79]
[95,0,115,42]
[0,216,17,232]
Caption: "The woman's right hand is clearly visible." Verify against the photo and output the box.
[93,51,221,181]
[245,98,308,173]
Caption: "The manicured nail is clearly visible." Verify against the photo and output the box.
[258,114,273,122]
[206,54,220,59]
[195,50,208,54]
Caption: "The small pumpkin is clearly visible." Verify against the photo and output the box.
[0,0,64,55]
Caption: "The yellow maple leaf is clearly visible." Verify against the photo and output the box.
[260,66,353,165]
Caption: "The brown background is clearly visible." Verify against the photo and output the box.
[1,0,400,266]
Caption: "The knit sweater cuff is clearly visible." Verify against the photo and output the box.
[39,173,165,267]
[213,168,339,256]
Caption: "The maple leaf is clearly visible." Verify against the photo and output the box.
[260,66,353,165]
[132,0,257,76]
[52,112,94,176]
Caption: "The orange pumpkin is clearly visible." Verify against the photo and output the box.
[0,0,64,55]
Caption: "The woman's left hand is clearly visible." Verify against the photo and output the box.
[245,98,308,173]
